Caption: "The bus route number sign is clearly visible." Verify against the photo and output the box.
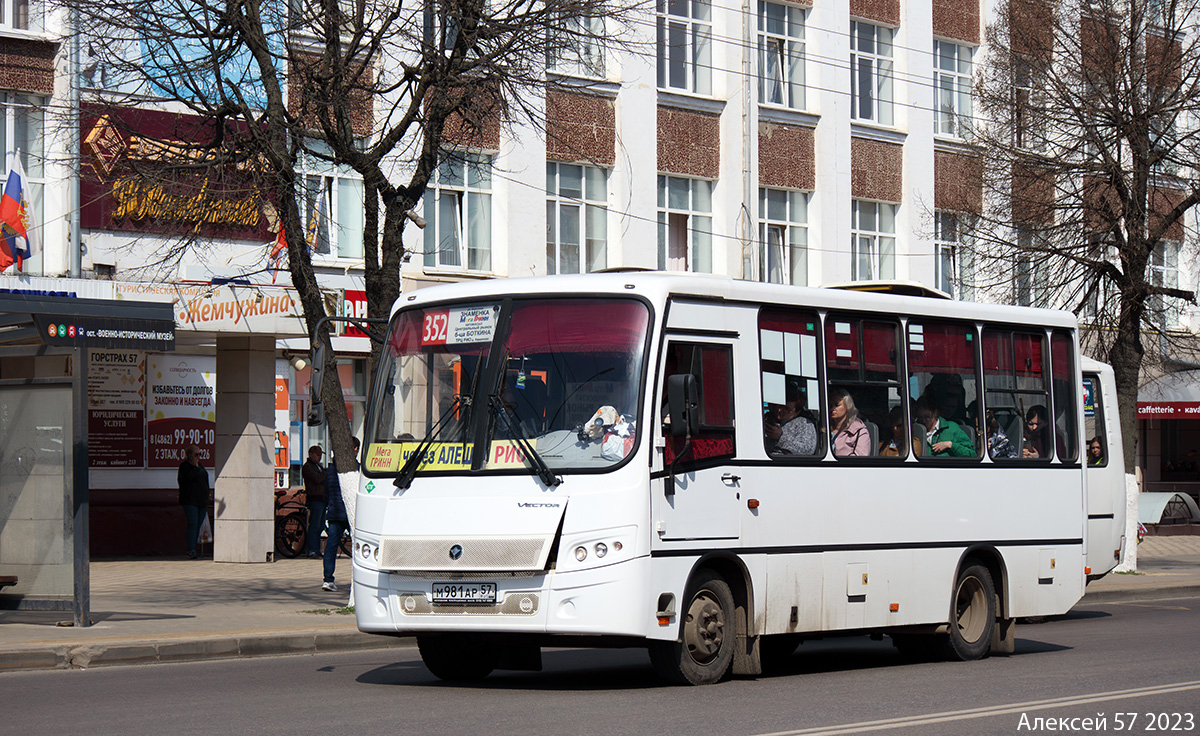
[422,311,450,346]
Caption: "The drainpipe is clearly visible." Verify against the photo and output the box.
[69,9,81,278]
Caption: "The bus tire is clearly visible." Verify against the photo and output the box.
[649,569,735,685]
[417,634,497,681]
[940,563,996,661]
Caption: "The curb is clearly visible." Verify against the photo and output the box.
[0,629,414,673]
[1080,584,1200,604]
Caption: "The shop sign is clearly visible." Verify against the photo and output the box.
[81,104,270,241]
[339,289,369,338]
[147,354,216,467]
[1137,402,1200,418]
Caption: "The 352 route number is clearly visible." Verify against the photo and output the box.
[422,311,449,346]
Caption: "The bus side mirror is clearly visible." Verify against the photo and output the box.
[307,342,325,427]
[667,373,699,438]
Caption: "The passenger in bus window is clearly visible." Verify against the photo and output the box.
[879,405,921,457]
[1021,405,1064,459]
[765,383,817,456]
[1088,436,1105,465]
[914,395,975,457]
[929,373,969,427]
[829,388,871,457]
[986,409,1017,459]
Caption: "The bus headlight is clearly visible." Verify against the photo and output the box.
[594,542,608,558]
[574,546,587,562]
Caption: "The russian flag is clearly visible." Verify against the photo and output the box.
[0,156,37,272]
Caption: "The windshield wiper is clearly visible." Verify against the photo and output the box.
[394,394,470,490]
[489,395,561,487]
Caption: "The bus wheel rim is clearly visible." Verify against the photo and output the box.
[683,590,725,664]
[955,575,987,643]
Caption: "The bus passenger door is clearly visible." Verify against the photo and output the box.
[1083,371,1124,579]
[653,340,741,541]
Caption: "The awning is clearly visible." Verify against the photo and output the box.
[1139,492,1200,524]
[1137,370,1200,418]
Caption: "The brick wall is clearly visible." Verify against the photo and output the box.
[546,91,615,165]
[658,106,720,178]
[932,0,980,44]
[851,138,903,203]
[851,0,900,26]
[934,150,982,212]
[759,123,815,191]
[0,38,56,95]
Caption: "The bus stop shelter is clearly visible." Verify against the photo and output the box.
[0,291,175,626]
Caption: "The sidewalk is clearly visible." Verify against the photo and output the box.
[1,537,1197,673]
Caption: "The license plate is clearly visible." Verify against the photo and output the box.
[432,582,497,604]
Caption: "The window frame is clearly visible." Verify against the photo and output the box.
[851,199,897,282]
[546,161,609,275]
[759,307,824,460]
[658,175,714,273]
[935,210,975,300]
[758,0,806,109]
[298,139,366,261]
[547,12,606,78]
[0,93,44,274]
[656,0,713,95]
[850,20,895,126]
[423,151,494,272]
[758,188,809,285]
[933,40,974,138]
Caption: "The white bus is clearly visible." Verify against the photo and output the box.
[352,272,1125,685]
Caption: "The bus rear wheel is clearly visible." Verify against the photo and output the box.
[940,562,996,661]
[649,569,735,685]
[417,634,498,681]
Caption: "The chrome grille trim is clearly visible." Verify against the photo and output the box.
[379,535,551,571]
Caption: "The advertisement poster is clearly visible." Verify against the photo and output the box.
[147,354,216,467]
[275,363,290,489]
[87,350,146,467]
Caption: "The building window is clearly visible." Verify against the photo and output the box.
[657,0,712,95]
[935,211,974,300]
[851,200,896,281]
[1015,228,1049,307]
[299,140,365,260]
[1013,56,1045,150]
[850,21,894,126]
[423,152,493,271]
[1,94,44,272]
[547,13,605,78]
[759,188,808,285]
[658,175,713,272]
[1,0,43,31]
[546,162,608,274]
[933,40,973,138]
[1150,239,1182,328]
[758,1,805,109]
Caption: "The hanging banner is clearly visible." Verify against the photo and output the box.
[87,349,146,467]
[275,361,291,489]
[147,354,216,467]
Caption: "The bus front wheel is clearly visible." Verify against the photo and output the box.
[940,562,996,661]
[649,569,735,685]
[417,634,498,681]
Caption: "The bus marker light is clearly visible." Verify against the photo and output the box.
[658,616,672,626]
[889,603,899,612]
[575,546,587,562]
[594,543,608,558]
[747,499,760,509]
[614,541,623,551]
[1084,567,1091,575]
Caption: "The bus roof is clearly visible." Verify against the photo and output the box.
[393,272,1079,329]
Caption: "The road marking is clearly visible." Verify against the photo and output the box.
[752,680,1200,736]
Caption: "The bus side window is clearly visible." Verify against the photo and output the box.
[759,308,822,458]
[662,342,736,464]
[825,315,902,459]
[907,320,982,459]
[1051,331,1078,462]
[982,329,1054,461]
[1083,375,1107,467]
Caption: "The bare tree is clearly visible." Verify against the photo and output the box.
[62,0,642,465]
[968,0,1200,469]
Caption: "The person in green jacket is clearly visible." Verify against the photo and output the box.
[914,394,975,457]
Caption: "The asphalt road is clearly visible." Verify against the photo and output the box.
[5,593,1198,736]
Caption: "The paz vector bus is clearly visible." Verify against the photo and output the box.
[349,272,1125,685]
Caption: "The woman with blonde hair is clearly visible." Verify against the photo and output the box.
[829,388,871,457]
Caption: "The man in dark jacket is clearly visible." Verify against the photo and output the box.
[321,437,359,591]
[302,445,326,558]
[177,445,210,559]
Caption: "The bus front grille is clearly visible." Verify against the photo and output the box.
[378,535,552,571]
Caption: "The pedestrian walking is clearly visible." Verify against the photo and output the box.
[177,445,210,559]
[302,445,326,558]
[321,437,360,592]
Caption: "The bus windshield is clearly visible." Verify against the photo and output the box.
[365,297,651,477]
